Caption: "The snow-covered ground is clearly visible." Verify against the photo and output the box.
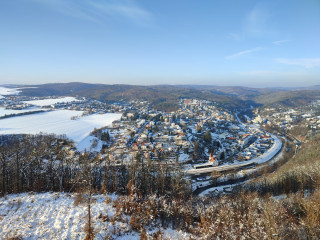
[0,86,21,98]
[178,153,190,163]
[0,110,121,147]
[198,183,243,197]
[0,108,44,117]
[77,135,103,152]
[0,192,190,240]
[23,97,80,107]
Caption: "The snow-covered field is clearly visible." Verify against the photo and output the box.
[0,108,44,117]
[23,97,80,106]
[0,110,121,147]
[0,192,190,240]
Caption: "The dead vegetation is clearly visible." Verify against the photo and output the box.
[101,187,320,239]
[244,134,320,196]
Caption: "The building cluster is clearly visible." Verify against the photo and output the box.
[0,95,133,114]
[96,99,276,166]
[0,96,31,110]
[253,102,320,135]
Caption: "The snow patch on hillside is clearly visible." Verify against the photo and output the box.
[23,97,80,106]
[0,87,21,98]
[77,135,102,152]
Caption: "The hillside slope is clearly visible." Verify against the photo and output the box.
[248,134,320,195]
[254,90,320,107]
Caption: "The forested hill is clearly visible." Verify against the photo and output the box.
[19,82,320,111]
[176,85,320,107]
[19,83,256,111]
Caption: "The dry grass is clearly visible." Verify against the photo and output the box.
[245,134,320,196]
[106,187,320,239]
[74,193,86,206]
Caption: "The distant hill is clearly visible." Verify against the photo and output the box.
[253,90,320,107]
[180,85,320,107]
[19,82,320,110]
[20,83,256,111]
[175,85,280,100]
[20,82,104,96]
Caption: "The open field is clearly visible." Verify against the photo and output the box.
[0,110,121,146]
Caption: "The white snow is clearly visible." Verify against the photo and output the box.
[0,87,21,98]
[0,192,191,240]
[0,192,120,239]
[0,108,44,117]
[178,153,190,163]
[198,183,242,197]
[23,97,80,106]
[0,110,121,146]
[77,135,103,152]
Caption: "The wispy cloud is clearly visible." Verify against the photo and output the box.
[30,0,152,26]
[226,47,262,60]
[273,39,290,45]
[30,0,98,22]
[243,4,271,37]
[228,4,272,41]
[89,1,151,25]
[276,58,320,68]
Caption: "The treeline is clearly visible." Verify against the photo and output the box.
[0,134,190,199]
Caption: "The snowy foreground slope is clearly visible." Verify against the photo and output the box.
[0,193,190,240]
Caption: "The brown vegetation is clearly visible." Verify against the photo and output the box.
[104,185,320,239]
[245,134,320,196]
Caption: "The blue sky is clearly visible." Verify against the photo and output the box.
[1,0,319,87]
